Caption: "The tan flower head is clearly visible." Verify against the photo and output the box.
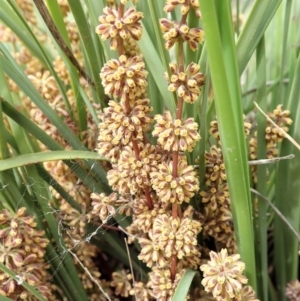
[164,0,201,18]
[205,145,226,182]
[96,121,122,163]
[111,270,132,297]
[150,159,199,206]
[152,214,201,259]
[200,183,230,211]
[286,280,300,301]
[235,285,260,301]
[138,230,169,268]
[97,98,153,147]
[107,164,130,195]
[129,281,153,301]
[265,104,292,143]
[132,193,166,231]
[96,7,143,50]
[149,267,185,300]
[28,70,59,101]
[108,143,162,195]
[200,249,248,300]
[160,19,204,51]
[209,119,251,143]
[90,192,117,223]
[153,111,200,152]
[100,55,148,100]
[165,62,205,103]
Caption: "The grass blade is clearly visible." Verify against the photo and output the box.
[172,269,197,301]
[199,0,257,289]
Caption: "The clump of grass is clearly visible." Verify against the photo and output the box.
[0,0,300,300]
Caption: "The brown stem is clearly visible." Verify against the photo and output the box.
[170,14,187,281]
[170,254,177,282]
[180,14,188,25]
[93,222,122,232]
[32,0,95,87]
[145,187,154,210]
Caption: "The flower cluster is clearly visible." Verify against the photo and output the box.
[160,18,204,51]
[286,280,300,301]
[100,55,148,101]
[0,207,54,300]
[150,159,199,206]
[249,105,292,183]
[153,111,200,151]
[96,7,143,50]
[200,249,258,301]
[164,0,201,17]
[164,62,205,103]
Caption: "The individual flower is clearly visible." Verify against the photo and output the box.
[150,159,199,206]
[98,98,153,147]
[96,7,143,50]
[153,111,200,152]
[111,270,132,297]
[152,214,201,259]
[200,249,248,300]
[160,19,204,51]
[90,192,117,223]
[286,280,300,301]
[164,0,201,18]
[100,55,148,100]
[165,62,205,103]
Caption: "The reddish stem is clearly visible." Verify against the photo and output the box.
[170,254,177,282]
[115,8,153,210]
[170,13,188,281]
[93,223,122,232]
[145,187,154,210]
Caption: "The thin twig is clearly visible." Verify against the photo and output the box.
[243,79,289,96]
[247,154,295,165]
[68,249,112,301]
[124,238,137,301]
[194,153,295,169]
[250,188,300,242]
[32,0,95,87]
[254,101,300,151]
[118,226,138,240]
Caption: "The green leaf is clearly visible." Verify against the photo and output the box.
[0,150,106,171]
[172,269,197,301]
[199,0,257,290]
[237,0,282,75]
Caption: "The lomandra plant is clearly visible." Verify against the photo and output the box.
[0,0,300,301]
